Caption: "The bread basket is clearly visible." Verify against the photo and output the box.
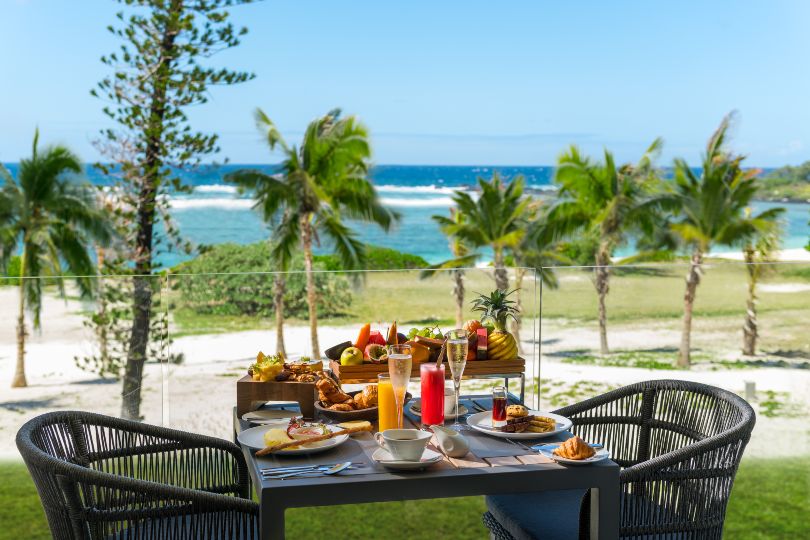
[314,391,412,422]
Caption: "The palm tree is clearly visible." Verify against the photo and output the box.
[649,114,784,366]
[436,173,532,293]
[0,130,112,387]
[741,210,782,356]
[226,109,399,357]
[549,139,662,354]
[420,208,480,328]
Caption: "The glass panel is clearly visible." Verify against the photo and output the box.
[0,274,167,454]
[540,261,810,460]
[164,267,539,438]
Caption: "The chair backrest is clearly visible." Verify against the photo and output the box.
[557,379,755,539]
[17,410,252,540]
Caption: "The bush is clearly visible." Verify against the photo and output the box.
[1,256,21,284]
[317,244,428,270]
[173,242,353,318]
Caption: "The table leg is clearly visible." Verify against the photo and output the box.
[260,503,286,540]
[589,479,620,540]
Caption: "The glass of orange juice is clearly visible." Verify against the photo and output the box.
[378,374,398,432]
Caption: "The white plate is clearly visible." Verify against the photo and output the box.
[535,443,611,465]
[408,402,469,419]
[372,447,443,470]
[241,410,299,424]
[238,424,349,456]
[465,410,573,440]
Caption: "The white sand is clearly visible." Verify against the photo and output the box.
[709,247,810,262]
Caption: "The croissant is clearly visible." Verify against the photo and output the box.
[553,436,596,460]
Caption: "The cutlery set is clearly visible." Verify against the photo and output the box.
[260,461,360,479]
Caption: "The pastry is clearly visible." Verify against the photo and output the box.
[337,420,372,431]
[316,377,352,405]
[553,436,596,460]
[328,403,354,412]
[495,414,532,433]
[527,416,555,433]
[506,405,529,418]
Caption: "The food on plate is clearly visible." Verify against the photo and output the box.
[353,384,379,408]
[256,419,373,456]
[471,289,519,361]
[316,376,353,405]
[364,343,389,363]
[337,420,372,431]
[506,404,529,417]
[328,403,354,411]
[368,330,387,346]
[553,436,596,460]
[527,416,556,434]
[354,322,371,350]
[324,341,353,361]
[386,321,398,345]
[263,428,293,447]
[249,352,285,382]
[340,346,364,366]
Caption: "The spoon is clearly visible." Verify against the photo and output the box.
[272,461,352,479]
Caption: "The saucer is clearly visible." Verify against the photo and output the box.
[371,447,443,470]
[408,402,469,420]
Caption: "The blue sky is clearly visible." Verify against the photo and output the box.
[2,0,809,166]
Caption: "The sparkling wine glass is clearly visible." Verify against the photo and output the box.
[387,344,413,429]
[445,329,468,431]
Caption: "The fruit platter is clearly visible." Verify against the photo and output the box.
[325,290,526,383]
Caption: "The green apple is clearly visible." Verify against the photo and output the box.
[340,346,364,366]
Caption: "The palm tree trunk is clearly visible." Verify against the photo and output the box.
[510,267,525,355]
[493,247,509,292]
[594,246,610,355]
[678,249,703,367]
[301,216,320,358]
[12,248,27,388]
[453,269,465,329]
[742,247,758,356]
[274,273,286,356]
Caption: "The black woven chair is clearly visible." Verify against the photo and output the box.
[16,410,259,539]
[483,379,756,540]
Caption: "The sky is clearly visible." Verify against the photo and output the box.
[1,0,809,167]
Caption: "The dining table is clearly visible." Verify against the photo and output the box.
[233,394,620,540]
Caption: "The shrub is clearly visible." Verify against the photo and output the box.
[317,244,428,270]
[173,242,353,318]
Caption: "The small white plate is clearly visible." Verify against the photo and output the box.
[238,424,349,456]
[466,410,572,440]
[535,443,611,465]
[408,402,469,419]
[241,410,299,425]
[372,447,443,470]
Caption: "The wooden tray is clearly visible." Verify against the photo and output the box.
[329,357,525,384]
[236,375,318,419]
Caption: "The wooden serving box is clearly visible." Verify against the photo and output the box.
[236,375,318,419]
[329,357,525,384]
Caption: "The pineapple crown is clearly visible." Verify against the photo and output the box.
[471,289,519,330]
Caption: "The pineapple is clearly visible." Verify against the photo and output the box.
[471,289,519,360]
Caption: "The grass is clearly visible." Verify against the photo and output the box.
[2,457,806,539]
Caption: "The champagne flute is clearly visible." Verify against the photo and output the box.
[445,329,468,431]
[387,344,413,429]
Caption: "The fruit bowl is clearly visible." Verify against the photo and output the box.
[314,391,412,422]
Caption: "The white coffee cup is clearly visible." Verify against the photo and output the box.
[444,388,457,415]
[375,429,431,461]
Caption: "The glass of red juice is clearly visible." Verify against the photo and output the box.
[492,386,507,428]
[420,363,446,427]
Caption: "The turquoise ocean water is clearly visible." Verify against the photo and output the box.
[2,164,807,268]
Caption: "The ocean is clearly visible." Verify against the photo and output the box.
[2,164,808,268]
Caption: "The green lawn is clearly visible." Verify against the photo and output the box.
[2,457,807,540]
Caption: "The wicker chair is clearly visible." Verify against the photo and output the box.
[483,380,756,540]
[16,410,259,539]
